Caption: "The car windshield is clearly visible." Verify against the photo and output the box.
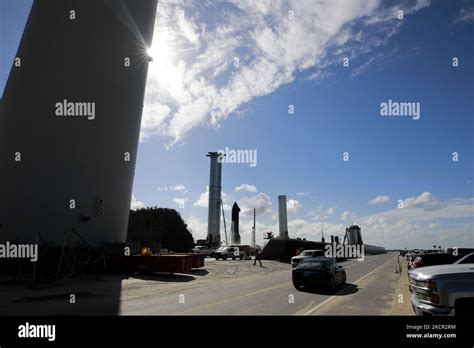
[299,259,324,268]
[302,251,313,256]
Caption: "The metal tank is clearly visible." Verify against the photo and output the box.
[0,0,158,245]
[278,195,288,239]
[207,152,224,246]
[346,225,364,245]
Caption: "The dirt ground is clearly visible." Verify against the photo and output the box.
[384,255,413,315]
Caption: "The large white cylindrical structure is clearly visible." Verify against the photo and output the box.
[0,0,158,246]
[207,152,223,246]
[278,195,288,239]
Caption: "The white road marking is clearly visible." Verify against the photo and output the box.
[300,254,397,316]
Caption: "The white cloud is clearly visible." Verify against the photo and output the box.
[173,197,188,208]
[193,187,229,208]
[185,193,473,249]
[158,184,188,193]
[186,215,207,241]
[369,194,391,205]
[235,184,257,193]
[341,211,357,221]
[287,199,302,214]
[296,192,310,196]
[237,218,269,244]
[170,184,188,193]
[351,47,398,78]
[248,193,472,249]
[358,194,474,248]
[365,216,385,226]
[131,195,145,210]
[288,219,346,241]
[142,0,431,146]
[307,210,323,220]
[238,193,272,217]
[186,215,272,246]
[453,6,474,24]
[264,212,471,250]
[177,9,200,44]
[194,191,208,208]
[368,196,472,222]
[402,191,438,209]
[307,206,334,221]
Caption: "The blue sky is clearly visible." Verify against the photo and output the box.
[1,0,473,249]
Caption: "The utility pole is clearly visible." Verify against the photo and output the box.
[221,199,228,245]
[251,208,256,246]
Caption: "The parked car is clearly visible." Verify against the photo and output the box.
[214,246,244,260]
[190,245,214,257]
[409,264,474,316]
[230,244,252,260]
[412,253,464,269]
[292,257,346,291]
[291,249,325,268]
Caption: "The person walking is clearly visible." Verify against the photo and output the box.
[253,248,262,267]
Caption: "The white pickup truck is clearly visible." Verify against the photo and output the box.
[214,246,245,260]
[190,245,214,257]
[409,257,474,316]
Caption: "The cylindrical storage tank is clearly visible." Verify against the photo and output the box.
[356,227,364,245]
[0,0,158,245]
[346,227,353,244]
[278,195,288,239]
[346,225,363,245]
[346,226,356,244]
[207,152,223,246]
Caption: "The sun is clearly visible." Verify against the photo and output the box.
[147,33,171,63]
[146,31,177,87]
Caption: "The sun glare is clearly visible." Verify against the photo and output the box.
[148,33,171,62]
[147,31,177,87]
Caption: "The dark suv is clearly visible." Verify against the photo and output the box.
[412,253,464,269]
[292,257,346,291]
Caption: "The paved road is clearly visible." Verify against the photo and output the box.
[0,252,401,315]
[120,252,399,315]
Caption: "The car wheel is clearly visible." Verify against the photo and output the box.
[239,255,244,260]
[328,275,336,290]
[292,279,303,290]
[232,257,236,260]
[223,257,227,260]
[215,256,219,260]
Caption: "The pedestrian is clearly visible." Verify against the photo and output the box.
[254,248,262,267]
